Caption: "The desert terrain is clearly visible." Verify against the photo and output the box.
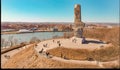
[1,26,120,68]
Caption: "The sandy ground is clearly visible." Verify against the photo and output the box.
[2,37,118,68]
[1,44,32,66]
[35,36,111,52]
[51,56,119,68]
[34,36,115,68]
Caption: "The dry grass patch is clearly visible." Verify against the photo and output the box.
[47,46,119,62]
[2,44,99,68]
[47,47,91,60]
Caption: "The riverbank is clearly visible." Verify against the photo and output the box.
[1,31,69,35]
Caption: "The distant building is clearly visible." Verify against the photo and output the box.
[30,28,37,30]
[53,28,58,32]
[87,25,95,29]
[30,28,37,32]
[18,29,33,33]
[107,25,113,28]
[51,26,58,32]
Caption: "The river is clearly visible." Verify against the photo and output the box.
[1,32,64,47]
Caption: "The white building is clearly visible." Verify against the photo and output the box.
[107,25,113,28]
[18,29,33,33]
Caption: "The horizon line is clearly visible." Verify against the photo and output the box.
[1,21,119,24]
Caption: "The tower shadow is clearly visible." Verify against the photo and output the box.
[83,40,104,44]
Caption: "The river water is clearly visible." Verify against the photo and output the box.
[1,32,64,47]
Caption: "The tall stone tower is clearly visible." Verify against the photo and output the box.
[73,4,85,38]
[74,4,81,24]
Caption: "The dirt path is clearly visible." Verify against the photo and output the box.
[36,37,111,52]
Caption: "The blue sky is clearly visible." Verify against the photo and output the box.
[1,0,119,23]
